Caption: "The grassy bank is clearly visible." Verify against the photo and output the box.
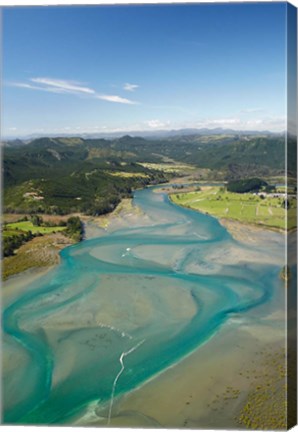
[170,186,291,230]
[2,215,84,280]
[2,233,74,280]
[2,197,139,280]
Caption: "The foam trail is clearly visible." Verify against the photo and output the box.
[107,339,145,425]
[96,322,133,340]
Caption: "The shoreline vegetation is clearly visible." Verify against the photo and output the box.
[2,197,146,280]
[2,177,295,280]
[2,215,84,280]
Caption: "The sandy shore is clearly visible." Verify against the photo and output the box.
[2,232,74,281]
[219,218,284,242]
[74,296,285,429]
[107,322,285,429]
[83,198,149,236]
[2,265,55,307]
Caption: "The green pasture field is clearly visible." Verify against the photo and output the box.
[5,221,67,234]
[138,162,196,173]
[170,187,293,230]
[106,171,149,178]
[2,229,26,237]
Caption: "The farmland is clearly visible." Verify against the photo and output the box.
[170,186,292,230]
[138,162,197,174]
[5,221,67,235]
[106,171,149,178]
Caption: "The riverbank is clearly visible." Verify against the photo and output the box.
[2,232,74,280]
[219,218,284,244]
[2,198,147,281]
[2,215,84,280]
[84,198,146,233]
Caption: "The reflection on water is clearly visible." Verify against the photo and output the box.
[2,187,285,425]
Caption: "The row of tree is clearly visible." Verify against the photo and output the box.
[3,231,35,257]
[227,178,268,193]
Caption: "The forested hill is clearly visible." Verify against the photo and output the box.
[3,137,167,216]
[3,133,291,216]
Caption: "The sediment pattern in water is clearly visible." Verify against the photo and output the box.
[2,187,284,425]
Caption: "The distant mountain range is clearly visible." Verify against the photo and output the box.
[2,127,284,144]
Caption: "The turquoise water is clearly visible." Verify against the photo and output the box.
[2,187,284,425]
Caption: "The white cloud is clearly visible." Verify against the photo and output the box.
[9,77,138,105]
[95,94,138,104]
[31,77,95,94]
[194,116,285,132]
[10,78,95,95]
[147,119,170,129]
[123,83,139,92]
[240,108,264,114]
[11,82,42,91]
[206,118,241,126]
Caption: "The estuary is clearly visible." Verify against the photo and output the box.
[2,186,286,426]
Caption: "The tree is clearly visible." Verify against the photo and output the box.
[31,214,43,226]
[227,178,268,194]
[282,199,290,210]
[66,216,84,241]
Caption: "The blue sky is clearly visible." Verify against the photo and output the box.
[2,2,288,137]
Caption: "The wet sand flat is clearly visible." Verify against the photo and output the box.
[75,309,285,428]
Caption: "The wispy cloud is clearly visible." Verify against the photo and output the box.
[239,108,264,114]
[9,77,138,105]
[123,83,139,92]
[11,82,43,91]
[193,116,285,132]
[31,78,95,94]
[96,94,137,105]
[146,119,170,129]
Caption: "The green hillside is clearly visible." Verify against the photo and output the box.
[3,133,289,216]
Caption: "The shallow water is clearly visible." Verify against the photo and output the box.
[2,187,285,425]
